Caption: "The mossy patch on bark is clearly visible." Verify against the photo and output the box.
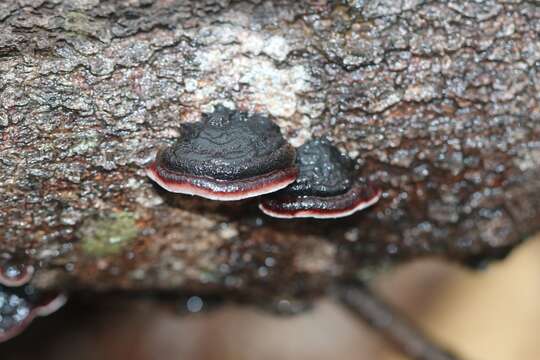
[78,212,138,257]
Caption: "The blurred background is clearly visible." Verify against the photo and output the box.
[2,234,540,360]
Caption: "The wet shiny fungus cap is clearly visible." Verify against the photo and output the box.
[259,138,381,219]
[147,105,298,201]
[0,284,67,343]
[0,261,34,288]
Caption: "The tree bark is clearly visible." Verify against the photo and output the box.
[0,0,539,300]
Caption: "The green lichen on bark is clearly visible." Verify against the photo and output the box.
[78,212,138,257]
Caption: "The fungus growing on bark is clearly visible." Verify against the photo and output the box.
[259,138,381,219]
[0,284,66,343]
[147,105,298,201]
[0,261,34,288]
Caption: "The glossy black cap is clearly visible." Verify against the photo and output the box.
[259,138,381,218]
[147,105,298,200]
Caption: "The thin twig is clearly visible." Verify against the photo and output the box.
[334,280,465,360]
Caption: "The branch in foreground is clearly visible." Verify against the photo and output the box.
[335,281,463,360]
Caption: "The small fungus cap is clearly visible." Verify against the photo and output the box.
[259,138,381,219]
[147,105,298,200]
[285,138,354,197]
[0,260,34,288]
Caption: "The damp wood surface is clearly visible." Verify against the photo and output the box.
[0,0,539,300]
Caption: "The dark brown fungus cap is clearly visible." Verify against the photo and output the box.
[259,138,381,219]
[0,284,66,343]
[147,105,298,201]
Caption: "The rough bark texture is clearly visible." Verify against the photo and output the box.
[1,0,539,301]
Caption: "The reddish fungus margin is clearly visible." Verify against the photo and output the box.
[0,263,35,288]
[147,161,298,201]
[0,288,67,343]
[259,185,381,219]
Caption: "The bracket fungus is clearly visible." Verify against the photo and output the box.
[259,138,381,219]
[0,284,66,343]
[147,105,298,201]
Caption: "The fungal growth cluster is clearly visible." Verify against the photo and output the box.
[0,260,66,343]
[147,105,381,218]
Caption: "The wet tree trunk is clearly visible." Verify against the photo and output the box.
[0,0,539,302]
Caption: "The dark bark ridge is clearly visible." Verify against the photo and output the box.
[0,0,539,298]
